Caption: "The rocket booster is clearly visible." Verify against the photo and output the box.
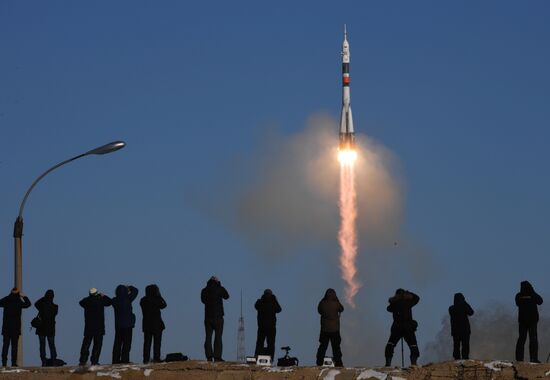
[339,25,355,150]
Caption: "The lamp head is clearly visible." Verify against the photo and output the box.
[86,141,126,155]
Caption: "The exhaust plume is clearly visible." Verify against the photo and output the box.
[338,160,360,307]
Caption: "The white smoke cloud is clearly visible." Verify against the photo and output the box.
[189,112,437,365]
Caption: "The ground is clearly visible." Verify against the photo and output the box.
[0,360,549,379]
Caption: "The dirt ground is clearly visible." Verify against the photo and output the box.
[0,360,549,380]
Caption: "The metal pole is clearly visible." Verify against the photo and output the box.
[14,218,23,366]
[401,338,404,368]
[12,141,125,367]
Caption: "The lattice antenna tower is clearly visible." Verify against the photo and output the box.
[237,289,246,362]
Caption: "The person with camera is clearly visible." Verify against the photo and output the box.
[34,289,58,366]
[254,289,282,360]
[140,284,167,364]
[515,280,543,362]
[78,288,112,366]
[315,288,344,367]
[111,285,139,364]
[0,288,31,367]
[201,276,229,362]
[449,292,474,360]
[384,288,420,367]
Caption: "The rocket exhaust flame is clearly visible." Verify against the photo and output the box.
[338,150,360,307]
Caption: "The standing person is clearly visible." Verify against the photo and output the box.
[111,285,138,364]
[79,288,112,366]
[34,289,58,366]
[254,289,282,360]
[140,284,167,364]
[201,276,229,362]
[448,293,474,360]
[315,288,344,367]
[384,289,420,367]
[515,281,543,363]
[0,288,31,367]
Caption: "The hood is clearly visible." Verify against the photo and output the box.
[45,289,54,301]
[324,288,337,301]
[116,285,128,298]
[453,292,465,305]
[207,279,219,288]
[520,281,534,294]
[145,284,159,297]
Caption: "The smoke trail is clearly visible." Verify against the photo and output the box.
[339,160,360,307]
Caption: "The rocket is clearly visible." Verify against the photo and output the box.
[339,25,355,150]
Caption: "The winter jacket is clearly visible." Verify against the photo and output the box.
[34,290,58,337]
[387,290,419,329]
[140,285,167,333]
[515,281,543,324]
[201,279,229,319]
[317,289,344,333]
[449,293,474,336]
[0,293,31,336]
[79,294,112,336]
[255,294,282,329]
[111,285,138,329]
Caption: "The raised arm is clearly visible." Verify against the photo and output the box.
[21,296,31,308]
[128,286,139,302]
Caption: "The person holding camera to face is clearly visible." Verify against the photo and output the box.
[78,288,112,366]
[201,276,229,362]
[254,289,282,360]
[315,288,344,367]
[385,289,420,367]
[0,288,31,367]
[111,285,138,364]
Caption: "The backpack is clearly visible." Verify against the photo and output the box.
[30,315,42,329]
[165,353,188,362]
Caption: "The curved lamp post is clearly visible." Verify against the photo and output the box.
[12,140,125,366]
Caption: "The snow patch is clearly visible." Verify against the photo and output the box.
[1,369,29,373]
[144,369,153,377]
[265,367,295,372]
[484,361,513,371]
[97,371,122,379]
[322,369,340,380]
[357,369,402,380]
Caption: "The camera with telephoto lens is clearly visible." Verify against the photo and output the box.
[277,346,299,367]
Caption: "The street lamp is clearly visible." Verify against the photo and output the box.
[12,140,126,366]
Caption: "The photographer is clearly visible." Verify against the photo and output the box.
[34,289,58,366]
[515,281,543,362]
[0,288,31,367]
[111,285,139,364]
[315,288,344,367]
[384,289,420,367]
[140,284,167,363]
[254,289,282,359]
[78,288,112,366]
[449,293,474,360]
[201,276,229,362]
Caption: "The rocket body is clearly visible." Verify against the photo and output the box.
[339,26,355,150]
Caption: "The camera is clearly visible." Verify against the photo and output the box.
[277,346,299,367]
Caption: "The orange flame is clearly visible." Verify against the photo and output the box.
[338,150,360,307]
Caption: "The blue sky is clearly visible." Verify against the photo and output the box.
[1,1,549,367]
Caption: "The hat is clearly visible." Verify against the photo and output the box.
[210,276,219,282]
[264,289,273,296]
[89,288,98,295]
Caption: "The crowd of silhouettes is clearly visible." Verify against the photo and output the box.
[0,280,545,368]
